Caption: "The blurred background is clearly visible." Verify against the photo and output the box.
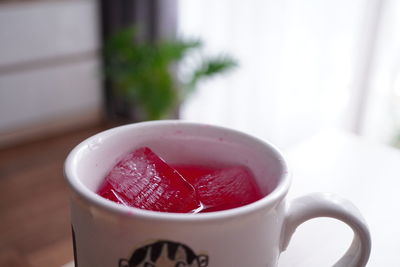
[1,0,399,266]
[1,0,400,150]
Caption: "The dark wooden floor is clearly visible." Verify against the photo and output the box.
[0,124,110,267]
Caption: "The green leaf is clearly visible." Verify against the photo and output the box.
[187,56,238,94]
[156,39,202,64]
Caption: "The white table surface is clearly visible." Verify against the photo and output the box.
[279,129,400,267]
[63,129,400,267]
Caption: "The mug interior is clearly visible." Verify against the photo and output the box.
[65,121,288,216]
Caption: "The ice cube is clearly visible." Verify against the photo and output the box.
[194,166,263,212]
[97,147,200,213]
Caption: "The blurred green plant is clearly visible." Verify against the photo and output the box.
[392,127,400,149]
[104,28,237,121]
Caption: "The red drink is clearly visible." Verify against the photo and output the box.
[97,147,263,213]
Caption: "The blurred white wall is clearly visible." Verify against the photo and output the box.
[0,0,102,146]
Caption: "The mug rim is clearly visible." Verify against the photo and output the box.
[64,120,291,222]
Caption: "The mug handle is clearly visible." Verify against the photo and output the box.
[280,193,371,267]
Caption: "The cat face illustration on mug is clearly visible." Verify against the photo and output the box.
[119,240,209,267]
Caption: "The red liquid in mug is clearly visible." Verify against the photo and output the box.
[97,147,263,213]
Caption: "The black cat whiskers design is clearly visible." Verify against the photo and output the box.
[119,240,209,267]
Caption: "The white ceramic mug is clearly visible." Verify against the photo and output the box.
[64,121,371,267]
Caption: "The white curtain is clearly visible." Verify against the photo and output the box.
[359,0,400,145]
[177,0,398,150]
